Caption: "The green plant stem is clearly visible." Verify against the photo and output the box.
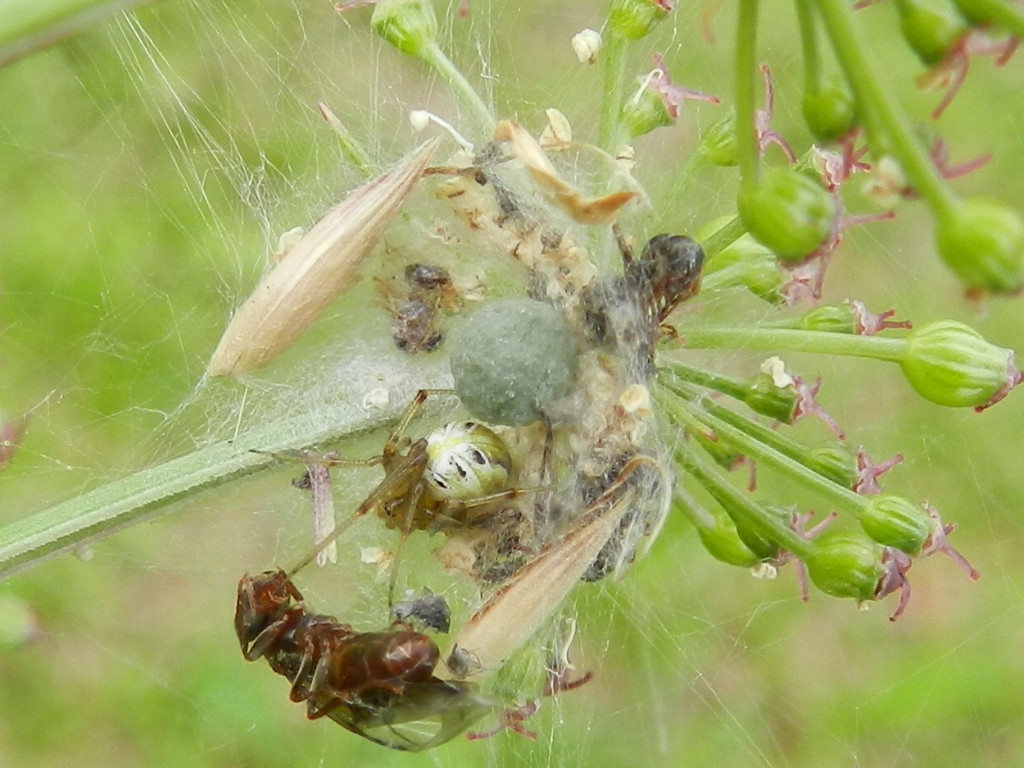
[0,400,393,580]
[660,360,759,405]
[665,423,815,558]
[598,30,628,152]
[794,0,822,91]
[816,0,959,217]
[669,325,906,361]
[735,0,761,185]
[700,397,836,476]
[701,215,749,259]
[0,0,147,66]
[672,482,717,530]
[419,41,496,133]
[659,384,867,518]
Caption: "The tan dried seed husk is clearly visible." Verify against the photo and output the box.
[208,137,441,377]
[495,120,637,226]
[443,489,635,678]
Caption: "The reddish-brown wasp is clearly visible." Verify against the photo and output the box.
[235,569,491,751]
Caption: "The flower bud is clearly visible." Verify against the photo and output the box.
[794,304,858,334]
[900,320,1017,408]
[805,530,884,603]
[805,441,858,488]
[934,197,1024,295]
[741,372,801,423]
[802,74,858,143]
[371,0,439,57]
[703,233,783,303]
[951,0,1015,26]
[692,430,745,472]
[858,494,932,555]
[893,0,969,66]
[721,503,802,564]
[680,502,762,568]
[608,0,673,40]
[699,114,738,167]
[738,167,835,263]
[733,517,782,562]
[621,85,674,138]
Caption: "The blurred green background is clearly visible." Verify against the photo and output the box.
[1,1,1023,766]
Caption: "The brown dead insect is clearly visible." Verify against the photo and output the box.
[235,569,490,751]
[581,227,705,379]
[379,263,463,354]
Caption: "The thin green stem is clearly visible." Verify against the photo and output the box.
[794,0,822,94]
[672,483,717,530]
[702,397,838,474]
[0,0,145,67]
[660,384,867,515]
[0,399,395,579]
[701,215,749,260]
[668,325,907,361]
[816,0,960,217]
[660,360,754,403]
[419,41,496,134]
[664,415,815,558]
[735,0,761,185]
[598,30,628,152]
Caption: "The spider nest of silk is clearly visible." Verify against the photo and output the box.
[230,112,695,751]
[424,118,682,590]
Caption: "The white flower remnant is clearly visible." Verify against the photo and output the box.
[571,28,602,64]
[761,356,795,388]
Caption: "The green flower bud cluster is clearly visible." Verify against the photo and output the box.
[659,314,996,618]
[765,0,1024,294]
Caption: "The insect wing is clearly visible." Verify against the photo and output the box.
[324,679,492,752]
